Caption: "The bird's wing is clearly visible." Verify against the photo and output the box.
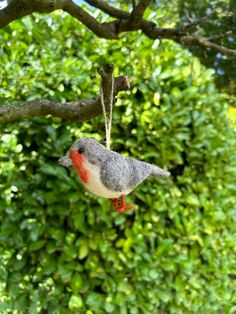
[100,155,152,192]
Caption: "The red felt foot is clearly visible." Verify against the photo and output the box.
[111,196,133,213]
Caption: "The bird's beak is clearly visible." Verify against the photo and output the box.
[58,155,72,167]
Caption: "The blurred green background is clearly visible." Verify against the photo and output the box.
[0,10,236,314]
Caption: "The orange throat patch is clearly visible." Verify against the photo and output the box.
[69,150,89,184]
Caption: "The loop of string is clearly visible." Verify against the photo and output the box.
[100,76,114,150]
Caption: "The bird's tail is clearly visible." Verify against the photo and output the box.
[151,165,170,178]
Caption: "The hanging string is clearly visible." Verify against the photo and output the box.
[100,76,114,150]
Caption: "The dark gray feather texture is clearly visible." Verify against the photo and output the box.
[100,156,150,192]
[59,137,170,193]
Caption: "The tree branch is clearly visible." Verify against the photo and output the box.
[97,63,123,126]
[129,0,151,26]
[0,0,33,28]
[65,0,118,39]
[0,74,130,124]
[85,0,129,19]
[179,35,236,57]
[101,19,236,57]
[0,0,235,57]
[97,63,115,113]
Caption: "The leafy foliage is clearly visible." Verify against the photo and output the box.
[177,0,236,97]
[0,12,236,313]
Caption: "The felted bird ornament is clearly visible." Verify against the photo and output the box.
[59,138,170,213]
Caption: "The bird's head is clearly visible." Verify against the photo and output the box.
[58,137,105,169]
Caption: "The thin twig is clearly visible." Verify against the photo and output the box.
[207,31,232,42]
[180,16,210,31]
[180,35,236,57]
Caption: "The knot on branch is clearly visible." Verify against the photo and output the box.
[97,63,115,78]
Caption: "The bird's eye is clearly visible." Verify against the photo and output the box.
[78,147,84,154]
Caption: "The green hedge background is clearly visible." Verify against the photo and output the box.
[0,12,236,313]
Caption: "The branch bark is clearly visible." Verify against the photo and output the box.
[129,0,151,26]
[0,74,130,124]
[65,0,118,39]
[0,0,64,28]
[97,63,116,114]
[0,0,34,28]
[85,0,129,19]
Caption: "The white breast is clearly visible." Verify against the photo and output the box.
[82,159,131,199]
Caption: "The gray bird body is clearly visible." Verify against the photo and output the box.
[59,138,170,199]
